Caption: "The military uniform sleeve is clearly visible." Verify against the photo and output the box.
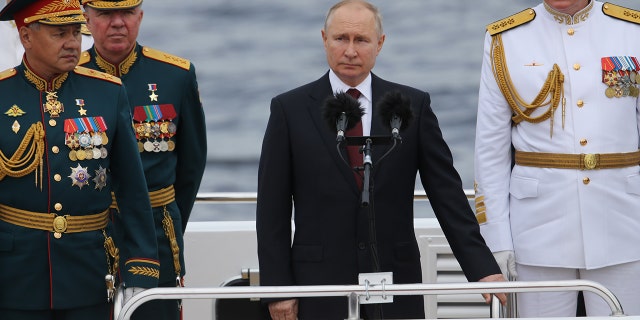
[110,84,160,288]
[473,31,515,253]
[174,63,207,234]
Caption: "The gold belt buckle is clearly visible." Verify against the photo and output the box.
[53,215,68,239]
[583,153,598,170]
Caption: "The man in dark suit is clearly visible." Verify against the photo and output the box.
[256,1,506,319]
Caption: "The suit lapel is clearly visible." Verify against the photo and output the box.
[370,74,392,178]
[307,73,362,194]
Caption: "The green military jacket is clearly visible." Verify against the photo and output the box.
[79,44,206,283]
[0,62,159,309]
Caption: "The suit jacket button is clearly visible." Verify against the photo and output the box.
[358,242,366,250]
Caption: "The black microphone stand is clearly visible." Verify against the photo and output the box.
[361,138,373,207]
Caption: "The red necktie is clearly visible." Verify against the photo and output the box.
[345,88,363,190]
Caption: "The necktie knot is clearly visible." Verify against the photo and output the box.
[346,88,361,99]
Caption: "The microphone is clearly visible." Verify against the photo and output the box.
[377,90,413,140]
[322,91,365,142]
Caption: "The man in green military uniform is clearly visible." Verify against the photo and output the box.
[0,0,159,319]
[80,0,207,319]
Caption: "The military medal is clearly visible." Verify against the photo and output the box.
[43,91,64,117]
[159,140,169,152]
[64,117,109,161]
[148,84,159,101]
[93,166,107,191]
[144,140,154,152]
[69,163,91,189]
[601,56,640,99]
[76,98,87,116]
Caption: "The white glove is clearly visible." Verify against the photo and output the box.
[493,250,518,279]
[123,286,146,307]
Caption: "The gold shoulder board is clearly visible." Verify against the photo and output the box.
[0,68,17,81]
[142,47,191,71]
[487,8,536,36]
[74,66,122,85]
[81,23,92,36]
[603,2,640,25]
[78,51,91,66]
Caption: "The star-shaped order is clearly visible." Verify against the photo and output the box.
[149,91,158,102]
[69,163,91,189]
[93,166,107,191]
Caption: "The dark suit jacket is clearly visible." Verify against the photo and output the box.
[256,72,500,319]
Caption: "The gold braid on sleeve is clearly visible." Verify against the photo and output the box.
[491,34,565,138]
[0,122,45,189]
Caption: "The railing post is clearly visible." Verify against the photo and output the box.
[346,292,361,320]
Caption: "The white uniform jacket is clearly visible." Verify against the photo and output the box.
[475,1,640,269]
[0,20,21,70]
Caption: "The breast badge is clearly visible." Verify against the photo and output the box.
[69,164,91,189]
[43,91,64,117]
[93,166,107,191]
[4,105,25,134]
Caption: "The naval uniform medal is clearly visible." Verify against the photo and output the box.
[601,56,640,98]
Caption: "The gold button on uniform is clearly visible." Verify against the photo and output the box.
[567,28,575,36]
[580,139,588,146]
[573,63,581,71]
[54,174,61,181]
[54,203,62,211]
[583,177,590,185]
[577,100,584,107]
[49,119,57,127]
[52,146,60,153]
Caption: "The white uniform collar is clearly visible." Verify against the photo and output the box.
[543,0,595,25]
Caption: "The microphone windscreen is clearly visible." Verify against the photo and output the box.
[322,91,365,131]
[377,90,413,130]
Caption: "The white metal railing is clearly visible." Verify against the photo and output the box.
[115,280,625,320]
[195,189,476,204]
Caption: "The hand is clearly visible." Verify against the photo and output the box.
[123,286,146,307]
[493,250,518,279]
[268,298,298,320]
[478,273,508,305]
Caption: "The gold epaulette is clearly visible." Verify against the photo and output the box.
[78,51,91,65]
[487,8,536,36]
[81,23,92,36]
[603,2,640,25]
[74,66,122,85]
[142,46,191,71]
[0,68,17,81]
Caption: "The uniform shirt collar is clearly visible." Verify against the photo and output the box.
[543,0,594,25]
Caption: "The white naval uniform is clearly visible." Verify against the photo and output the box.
[0,20,21,70]
[475,1,640,316]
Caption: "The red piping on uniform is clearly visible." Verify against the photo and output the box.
[39,90,55,309]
